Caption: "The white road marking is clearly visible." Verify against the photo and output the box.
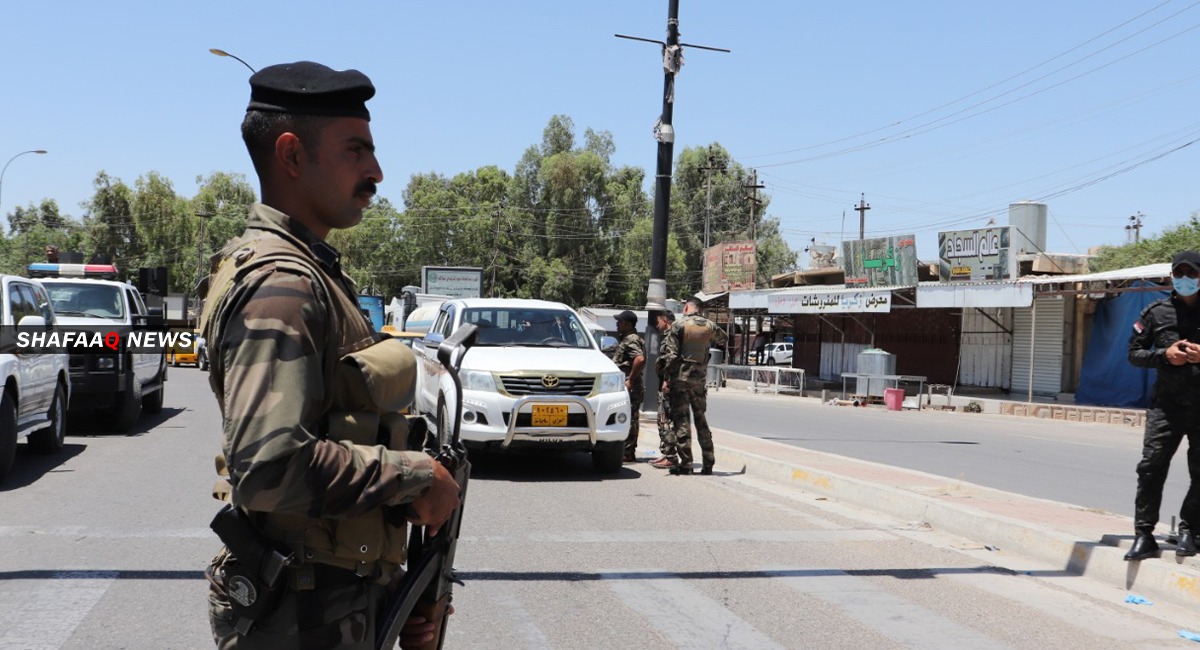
[0,570,117,650]
[604,570,786,650]
[768,566,1012,650]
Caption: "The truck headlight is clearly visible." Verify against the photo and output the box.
[96,356,116,370]
[461,370,496,392]
[598,372,625,394]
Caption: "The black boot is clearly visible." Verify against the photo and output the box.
[1125,533,1160,561]
[700,465,713,475]
[1177,529,1197,557]
[669,465,693,475]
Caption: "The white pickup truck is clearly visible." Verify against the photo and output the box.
[413,298,630,473]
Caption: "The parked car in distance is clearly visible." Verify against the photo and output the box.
[0,275,71,483]
[763,342,793,365]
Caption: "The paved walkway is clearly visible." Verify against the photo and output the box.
[634,397,1200,613]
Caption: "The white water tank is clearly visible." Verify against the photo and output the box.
[1008,201,1047,255]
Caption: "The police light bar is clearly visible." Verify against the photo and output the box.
[27,263,120,280]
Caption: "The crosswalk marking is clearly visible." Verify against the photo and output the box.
[0,570,116,650]
[768,566,1012,650]
[603,570,786,650]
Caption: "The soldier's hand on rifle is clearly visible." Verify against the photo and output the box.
[399,605,455,649]
[407,461,460,536]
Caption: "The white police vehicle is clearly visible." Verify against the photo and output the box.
[0,275,70,482]
[413,298,630,473]
[28,263,167,432]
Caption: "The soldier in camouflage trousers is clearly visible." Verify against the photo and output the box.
[611,310,645,462]
[650,310,678,469]
[660,298,727,475]
[202,61,460,649]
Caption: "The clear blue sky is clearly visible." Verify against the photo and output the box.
[2,1,1197,265]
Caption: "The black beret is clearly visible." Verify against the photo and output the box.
[615,310,638,325]
[247,61,374,120]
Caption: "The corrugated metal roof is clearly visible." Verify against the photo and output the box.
[1017,262,1169,285]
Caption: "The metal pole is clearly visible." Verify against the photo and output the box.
[1028,297,1036,403]
[0,149,48,216]
[640,0,681,415]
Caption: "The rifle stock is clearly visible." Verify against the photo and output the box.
[376,323,477,650]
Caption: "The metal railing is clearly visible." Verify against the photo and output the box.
[709,364,805,395]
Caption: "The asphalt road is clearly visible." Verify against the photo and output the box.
[703,390,1186,520]
[1,368,1196,648]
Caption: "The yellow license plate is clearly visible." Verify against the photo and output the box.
[531,404,568,427]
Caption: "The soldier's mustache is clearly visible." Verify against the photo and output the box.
[355,181,377,197]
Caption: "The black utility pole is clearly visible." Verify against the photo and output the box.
[1126,212,1144,243]
[744,169,764,243]
[616,1,728,415]
[855,193,871,240]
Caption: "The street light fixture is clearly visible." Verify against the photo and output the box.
[0,149,48,216]
[209,48,256,74]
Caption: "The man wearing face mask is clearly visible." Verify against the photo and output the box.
[1125,250,1200,561]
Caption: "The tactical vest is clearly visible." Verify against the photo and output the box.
[202,222,419,582]
[680,317,714,365]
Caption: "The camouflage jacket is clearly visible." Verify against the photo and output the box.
[662,313,727,383]
[611,332,645,387]
[201,203,433,569]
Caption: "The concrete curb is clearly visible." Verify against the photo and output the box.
[639,424,1200,612]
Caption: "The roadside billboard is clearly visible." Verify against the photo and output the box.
[842,235,918,288]
[422,266,483,298]
[937,226,1016,281]
[702,241,757,293]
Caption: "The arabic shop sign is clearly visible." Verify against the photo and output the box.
[768,289,891,314]
[842,235,918,288]
[937,226,1016,281]
[422,266,483,298]
[702,240,757,293]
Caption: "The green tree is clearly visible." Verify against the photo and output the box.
[131,172,192,291]
[671,144,797,291]
[1090,214,1200,272]
[81,171,139,269]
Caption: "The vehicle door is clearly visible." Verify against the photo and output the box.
[417,304,456,413]
[11,282,54,419]
[125,287,159,385]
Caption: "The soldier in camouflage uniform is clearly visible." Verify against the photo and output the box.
[201,61,460,649]
[661,297,728,475]
[611,310,645,463]
[650,310,678,469]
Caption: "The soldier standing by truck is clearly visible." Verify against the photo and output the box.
[611,310,645,463]
[661,298,727,476]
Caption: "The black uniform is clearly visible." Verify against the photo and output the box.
[1128,294,1200,535]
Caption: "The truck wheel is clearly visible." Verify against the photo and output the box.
[0,393,16,482]
[592,441,623,474]
[28,382,66,453]
[143,383,164,414]
[100,374,142,432]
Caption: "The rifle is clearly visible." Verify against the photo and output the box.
[376,323,477,650]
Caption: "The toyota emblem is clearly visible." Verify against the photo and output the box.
[541,374,560,388]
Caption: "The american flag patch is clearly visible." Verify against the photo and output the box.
[1133,320,1145,333]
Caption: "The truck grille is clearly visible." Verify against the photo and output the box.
[500,374,594,396]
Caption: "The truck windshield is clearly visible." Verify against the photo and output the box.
[463,307,593,348]
[45,284,126,320]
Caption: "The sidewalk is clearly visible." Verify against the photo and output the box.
[636,412,1200,613]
